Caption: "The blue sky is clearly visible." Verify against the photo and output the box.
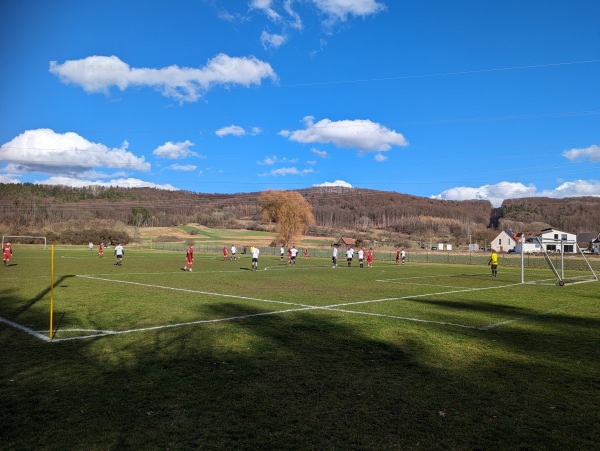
[1,0,599,207]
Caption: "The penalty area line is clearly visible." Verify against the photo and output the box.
[77,275,313,308]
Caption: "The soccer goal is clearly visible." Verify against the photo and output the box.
[2,235,47,250]
[520,235,598,286]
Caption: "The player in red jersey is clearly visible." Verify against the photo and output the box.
[3,242,13,266]
[184,244,194,271]
[223,246,228,261]
[367,248,373,268]
[97,242,105,258]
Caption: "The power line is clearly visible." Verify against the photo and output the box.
[278,59,600,87]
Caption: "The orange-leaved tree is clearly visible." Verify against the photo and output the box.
[258,190,315,246]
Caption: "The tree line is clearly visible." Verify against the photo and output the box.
[1,183,599,246]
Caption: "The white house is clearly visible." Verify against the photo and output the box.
[490,230,519,252]
[591,234,600,254]
[515,228,578,254]
[538,228,578,253]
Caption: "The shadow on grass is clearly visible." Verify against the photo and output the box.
[0,275,74,322]
[1,298,599,450]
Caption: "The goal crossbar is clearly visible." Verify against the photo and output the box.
[2,235,47,250]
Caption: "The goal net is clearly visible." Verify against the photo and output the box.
[520,236,598,286]
[2,235,47,250]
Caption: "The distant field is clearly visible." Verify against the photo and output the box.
[138,224,335,248]
[1,245,599,449]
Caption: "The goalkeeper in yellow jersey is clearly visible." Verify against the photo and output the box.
[488,249,498,277]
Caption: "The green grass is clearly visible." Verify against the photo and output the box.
[1,245,599,449]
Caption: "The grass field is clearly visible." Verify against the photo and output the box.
[1,245,599,449]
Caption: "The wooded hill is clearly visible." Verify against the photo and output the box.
[1,183,599,246]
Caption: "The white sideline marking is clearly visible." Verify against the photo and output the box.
[47,307,320,342]
[0,316,50,342]
[480,302,587,330]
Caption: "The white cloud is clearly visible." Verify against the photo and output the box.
[432,180,600,207]
[251,0,303,29]
[314,180,353,188]
[0,174,20,183]
[261,31,287,49]
[215,125,246,137]
[539,179,600,198]
[169,164,197,171]
[257,156,298,165]
[283,0,303,29]
[250,0,281,22]
[250,127,262,135]
[260,167,314,176]
[281,116,408,153]
[0,129,150,176]
[34,176,177,190]
[312,0,386,21]
[49,54,277,103]
[374,153,387,162]
[217,9,237,22]
[153,140,197,159]
[311,148,328,158]
[258,156,278,165]
[433,181,537,207]
[252,0,380,27]
[562,144,600,162]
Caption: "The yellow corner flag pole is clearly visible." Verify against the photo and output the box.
[49,244,54,342]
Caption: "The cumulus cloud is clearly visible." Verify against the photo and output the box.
[215,125,246,137]
[374,153,387,162]
[314,180,353,188]
[313,0,386,21]
[432,180,600,207]
[562,144,600,162]
[49,54,277,103]
[261,31,287,49]
[432,182,536,207]
[280,116,408,153]
[0,129,150,177]
[34,176,177,190]
[169,164,197,171]
[539,179,600,198]
[153,140,197,159]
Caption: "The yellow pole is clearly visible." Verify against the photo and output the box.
[49,244,54,342]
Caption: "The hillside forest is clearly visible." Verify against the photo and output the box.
[1,183,599,248]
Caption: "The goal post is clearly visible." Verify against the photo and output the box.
[520,235,598,286]
[2,235,47,250]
